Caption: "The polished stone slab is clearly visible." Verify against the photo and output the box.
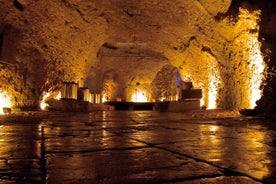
[0,111,275,183]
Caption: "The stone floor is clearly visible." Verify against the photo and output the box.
[0,110,275,184]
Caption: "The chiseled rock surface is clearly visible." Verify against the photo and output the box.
[0,0,275,112]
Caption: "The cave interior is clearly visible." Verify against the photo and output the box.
[0,0,275,114]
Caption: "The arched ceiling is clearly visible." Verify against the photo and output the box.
[0,0,275,112]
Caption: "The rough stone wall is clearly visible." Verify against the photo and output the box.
[0,0,107,108]
[151,65,179,101]
[216,3,264,109]
[161,1,264,109]
[0,0,275,112]
[257,2,276,113]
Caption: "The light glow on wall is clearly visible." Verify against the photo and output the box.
[207,75,217,109]
[132,90,147,102]
[194,53,221,109]
[238,8,264,109]
[40,92,51,110]
[56,92,61,100]
[159,96,166,102]
[0,91,11,114]
[40,91,61,110]
[102,93,108,103]
[207,66,221,109]
[248,36,265,109]
[200,96,205,107]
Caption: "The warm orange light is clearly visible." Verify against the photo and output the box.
[159,96,166,102]
[0,91,11,115]
[199,124,222,163]
[194,55,220,109]
[40,91,61,110]
[209,125,218,132]
[207,66,221,109]
[101,93,108,103]
[40,92,51,110]
[200,97,205,107]
[248,36,265,109]
[237,8,264,109]
[132,90,147,102]
[56,92,61,100]
[240,128,271,179]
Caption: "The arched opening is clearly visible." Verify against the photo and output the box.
[93,42,169,102]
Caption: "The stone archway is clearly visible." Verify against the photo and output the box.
[89,42,170,102]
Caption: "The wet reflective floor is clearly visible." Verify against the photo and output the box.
[0,110,275,183]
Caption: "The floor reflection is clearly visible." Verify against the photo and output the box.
[199,124,223,163]
[0,123,42,182]
[199,122,273,180]
[230,125,271,180]
[0,111,275,183]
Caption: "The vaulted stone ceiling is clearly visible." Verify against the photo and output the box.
[0,0,275,112]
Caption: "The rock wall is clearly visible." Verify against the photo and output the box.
[151,65,179,101]
[0,0,275,112]
[0,0,108,108]
[257,1,276,113]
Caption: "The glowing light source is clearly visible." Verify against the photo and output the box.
[248,36,265,109]
[200,93,205,107]
[201,53,221,110]
[56,92,61,100]
[207,67,220,109]
[40,91,61,110]
[209,125,218,132]
[223,8,264,109]
[40,92,51,110]
[236,8,264,109]
[0,91,11,115]
[159,97,166,102]
[232,8,264,109]
[132,90,147,102]
[102,93,108,103]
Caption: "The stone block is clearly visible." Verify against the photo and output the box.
[181,89,202,100]
[155,100,201,112]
